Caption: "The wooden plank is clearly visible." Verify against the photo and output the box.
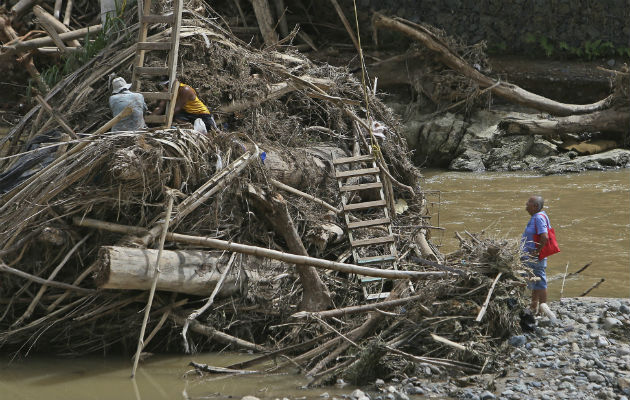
[141,14,175,24]
[335,167,379,178]
[137,41,172,50]
[343,200,386,211]
[135,66,169,76]
[333,154,374,165]
[339,182,382,192]
[347,218,390,229]
[357,254,396,265]
[140,91,171,100]
[350,235,395,247]
[145,115,167,124]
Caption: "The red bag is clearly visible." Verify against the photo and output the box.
[533,213,560,260]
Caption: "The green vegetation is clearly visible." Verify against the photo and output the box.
[28,12,128,97]
[522,33,630,60]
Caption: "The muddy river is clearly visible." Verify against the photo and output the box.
[424,169,630,299]
[1,170,628,399]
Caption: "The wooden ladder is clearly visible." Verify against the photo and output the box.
[333,154,397,299]
[131,0,183,127]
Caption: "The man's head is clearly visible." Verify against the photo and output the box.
[112,77,131,94]
[526,195,544,215]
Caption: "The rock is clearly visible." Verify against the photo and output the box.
[509,335,527,347]
[608,300,622,311]
[619,377,630,394]
[571,343,580,352]
[603,317,622,330]
[621,304,630,314]
[529,137,557,157]
[618,346,630,357]
[241,397,261,400]
[320,393,330,398]
[597,336,610,347]
[375,379,385,387]
[588,371,605,383]
[449,149,485,171]
[480,391,496,400]
[407,386,424,395]
[607,59,616,67]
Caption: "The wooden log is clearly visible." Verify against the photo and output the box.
[291,293,430,319]
[499,108,629,137]
[36,16,68,54]
[10,0,37,18]
[33,6,80,47]
[372,14,612,117]
[96,247,248,296]
[1,25,102,54]
[251,0,278,47]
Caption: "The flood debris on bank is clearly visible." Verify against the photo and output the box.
[0,1,592,386]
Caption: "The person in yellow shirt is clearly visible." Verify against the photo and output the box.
[152,81,217,130]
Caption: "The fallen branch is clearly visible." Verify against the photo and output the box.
[170,312,267,352]
[270,178,341,215]
[291,293,431,319]
[1,25,102,54]
[0,261,94,294]
[372,14,612,116]
[189,361,260,375]
[580,278,605,297]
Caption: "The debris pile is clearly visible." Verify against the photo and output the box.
[0,4,533,384]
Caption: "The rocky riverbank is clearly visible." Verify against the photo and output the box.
[241,297,630,400]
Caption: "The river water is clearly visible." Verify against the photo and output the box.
[424,169,630,299]
[1,170,628,399]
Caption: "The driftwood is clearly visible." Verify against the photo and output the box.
[372,14,612,117]
[170,312,267,352]
[499,109,630,137]
[270,178,341,215]
[580,278,605,297]
[33,5,81,47]
[34,94,77,139]
[0,261,94,294]
[291,293,430,319]
[246,184,332,311]
[475,272,502,322]
[96,247,248,296]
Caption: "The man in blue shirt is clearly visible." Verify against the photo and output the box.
[521,195,550,313]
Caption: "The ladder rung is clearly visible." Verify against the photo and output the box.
[333,155,374,165]
[135,67,169,76]
[335,167,379,179]
[141,14,175,24]
[145,115,167,124]
[140,92,172,101]
[357,255,397,265]
[339,182,383,192]
[350,235,395,247]
[137,42,172,51]
[347,218,390,229]
[344,200,386,211]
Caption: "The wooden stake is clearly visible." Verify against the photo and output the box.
[475,272,502,322]
[131,191,174,379]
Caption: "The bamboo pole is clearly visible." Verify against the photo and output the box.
[1,25,102,54]
[131,191,174,379]
[73,218,448,280]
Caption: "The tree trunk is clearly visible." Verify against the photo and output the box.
[499,108,630,138]
[251,0,278,47]
[246,185,332,311]
[372,14,612,117]
[95,246,286,296]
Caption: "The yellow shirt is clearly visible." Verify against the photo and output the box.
[180,83,210,114]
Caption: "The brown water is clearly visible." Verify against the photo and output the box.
[0,353,352,400]
[423,169,630,299]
